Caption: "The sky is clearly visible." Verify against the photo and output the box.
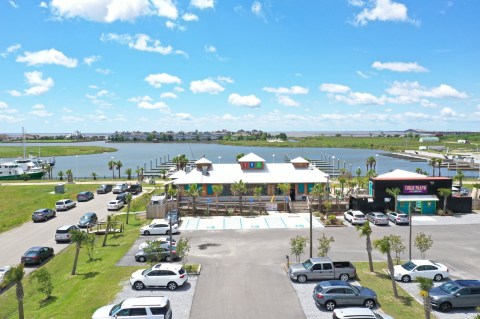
[0,0,479,133]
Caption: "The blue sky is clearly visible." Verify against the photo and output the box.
[0,0,479,133]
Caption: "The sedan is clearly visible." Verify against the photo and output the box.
[343,210,367,225]
[32,208,56,222]
[366,212,389,226]
[392,259,449,283]
[387,212,409,225]
[77,191,94,202]
[140,222,179,236]
[107,200,124,211]
[21,246,54,265]
[134,247,178,263]
[96,184,112,194]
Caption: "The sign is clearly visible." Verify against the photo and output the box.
[266,202,278,211]
[403,185,428,194]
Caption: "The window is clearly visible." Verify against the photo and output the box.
[323,263,333,270]
[470,288,480,294]
[129,308,147,316]
[328,288,346,294]
[148,270,161,276]
[416,265,426,271]
[311,264,322,271]
[424,265,438,271]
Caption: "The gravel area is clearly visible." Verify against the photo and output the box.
[113,274,197,319]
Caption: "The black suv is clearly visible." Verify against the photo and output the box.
[430,280,480,312]
[116,192,128,202]
[126,183,143,195]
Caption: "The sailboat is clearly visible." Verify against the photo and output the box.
[12,128,45,179]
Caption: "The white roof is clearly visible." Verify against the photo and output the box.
[169,170,186,179]
[195,157,212,164]
[375,169,427,179]
[290,157,309,164]
[173,163,328,185]
[397,195,439,201]
[238,153,265,162]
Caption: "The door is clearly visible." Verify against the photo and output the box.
[290,188,295,201]
[145,270,163,287]
[343,287,361,306]
[309,263,322,280]
[321,263,334,279]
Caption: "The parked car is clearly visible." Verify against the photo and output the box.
[0,266,12,291]
[288,257,357,283]
[130,263,187,291]
[77,191,94,202]
[139,237,177,251]
[366,212,389,226]
[140,222,179,236]
[134,246,178,263]
[343,210,367,225]
[430,280,480,312]
[21,246,54,265]
[165,210,181,225]
[313,280,377,311]
[96,184,112,194]
[333,307,393,319]
[116,192,128,202]
[92,296,172,319]
[126,183,143,194]
[392,259,449,283]
[78,212,98,228]
[107,199,124,211]
[112,183,128,194]
[387,211,409,225]
[55,199,76,211]
[55,224,80,243]
[32,208,56,222]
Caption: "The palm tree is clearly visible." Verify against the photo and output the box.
[356,222,374,272]
[231,180,248,214]
[108,160,116,179]
[70,229,86,275]
[186,184,200,215]
[417,277,434,319]
[116,160,123,179]
[125,168,132,180]
[366,156,376,172]
[58,170,64,181]
[436,158,443,176]
[415,167,423,174]
[254,186,263,214]
[91,172,97,180]
[236,153,245,162]
[428,158,436,177]
[335,190,341,213]
[5,264,25,319]
[373,236,399,298]
[365,169,377,179]
[438,188,452,214]
[355,167,362,177]
[159,169,167,179]
[454,170,465,188]
[386,187,401,212]
[310,183,324,214]
[212,184,224,214]
[167,187,178,209]
[173,155,189,170]
[277,183,291,212]
[102,214,113,247]
[338,177,347,197]
[65,169,73,183]
[135,168,144,182]
[125,192,133,225]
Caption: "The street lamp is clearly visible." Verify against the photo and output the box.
[272,154,275,163]
[218,156,221,164]
[375,154,379,174]
[349,163,352,175]
[332,156,335,179]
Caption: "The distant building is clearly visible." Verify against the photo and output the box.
[419,136,439,143]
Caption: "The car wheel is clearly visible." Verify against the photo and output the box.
[166,230,171,235]
[297,275,307,283]
[364,299,376,309]
[401,275,411,283]
[144,230,150,236]
[167,282,178,291]
[434,274,443,281]
[133,281,145,290]
[53,212,56,217]
[324,300,336,311]
[138,256,146,262]
[165,256,171,262]
[339,273,349,281]
[439,302,452,312]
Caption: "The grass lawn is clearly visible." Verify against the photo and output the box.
[0,184,100,234]
[355,262,427,319]
[0,215,144,319]
[0,145,116,158]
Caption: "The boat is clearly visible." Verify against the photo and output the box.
[7,127,46,180]
[0,162,24,180]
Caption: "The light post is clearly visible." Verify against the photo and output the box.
[332,156,335,179]
[218,156,221,164]
[272,154,275,163]
[349,163,352,175]
[111,156,115,179]
[343,161,346,169]
[76,156,79,181]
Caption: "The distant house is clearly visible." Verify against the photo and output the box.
[457,139,470,144]
[419,137,439,143]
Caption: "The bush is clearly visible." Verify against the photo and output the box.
[29,268,53,300]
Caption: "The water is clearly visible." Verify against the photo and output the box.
[0,142,468,179]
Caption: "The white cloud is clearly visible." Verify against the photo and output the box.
[277,95,300,107]
[100,33,185,56]
[319,83,351,94]
[16,48,78,67]
[24,71,54,96]
[8,90,21,97]
[372,61,428,72]
[62,107,73,113]
[0,114,22,123]
[32,104,45,109]
[182,13,198,21]
[128,96,153,103]
[145,73,181,88]
[160,92,178,99]
[152,0,178,20]
[165,21,176,29]
[356,71,370,79]
[204,45,216,53]
[222,114,238,121]
[96,68,112,75]
[228,93,261,108]
[353,0,417,26]
[175,113,193,120]
[349,0,365,6]
[420,99,437,108]
[190,0,214,10]
[174,86,185,92]
[29,109,53,117]
[251,0,265,21]
[440,107,457,117]
[39,2,48,8]
[217,76,234,84]
[1,44,21,58]
[334,92,387,105]
[190,79,224,94]
[89,85,99,89]
[0,101,7,109]
[262,86,309,95]
[61,116,84,122]
[9,1,18,8]
[138,101,169,110]
[386,81,468,99]
[83,55,101,65]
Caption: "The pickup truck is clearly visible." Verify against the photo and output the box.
[288,257,356,283]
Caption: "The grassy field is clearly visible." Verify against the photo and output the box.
[0,214,144,319]
[0,145,116,158]
[0,184,98,234]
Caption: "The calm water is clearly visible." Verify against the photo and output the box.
[0,142,460,178]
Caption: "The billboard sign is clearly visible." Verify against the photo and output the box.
[403,185,428,194]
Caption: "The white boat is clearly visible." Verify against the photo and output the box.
[0,162,25,180]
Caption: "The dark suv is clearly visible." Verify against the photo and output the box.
[78,212,98,228]
[126,183,143,194]
[116,192,128,202]
[312,280,377,311]
[165,210,181,225]
[430,280,480,312]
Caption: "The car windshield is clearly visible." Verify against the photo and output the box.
[34,211,43,215]
[142,268,153,275]
[302,260,313,269]
[110,301,124,316]
[401,261,417,271]
[25,250,40,256]
[80,216,89,221]
[398,214,407,218]
[440,282,461,294]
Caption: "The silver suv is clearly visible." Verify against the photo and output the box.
[92,296,172,319]
[55,199,76,211]
[55,225,79,243]
[312,280,377,311]
[430,280,480,312]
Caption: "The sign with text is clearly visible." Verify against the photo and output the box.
[403,185,428,194]
[266,202,278,211]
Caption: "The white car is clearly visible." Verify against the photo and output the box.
[387,211,409,225]
[107,200,124,211]
[138,237,176,251]
[393,259,449,283]
[140,222,179,236]
[343,210,367,225]
[55,199,76,211]
[130,263,188,291]
[92,296,172,319]
[0,266,12,291]
[333,307,393,319]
